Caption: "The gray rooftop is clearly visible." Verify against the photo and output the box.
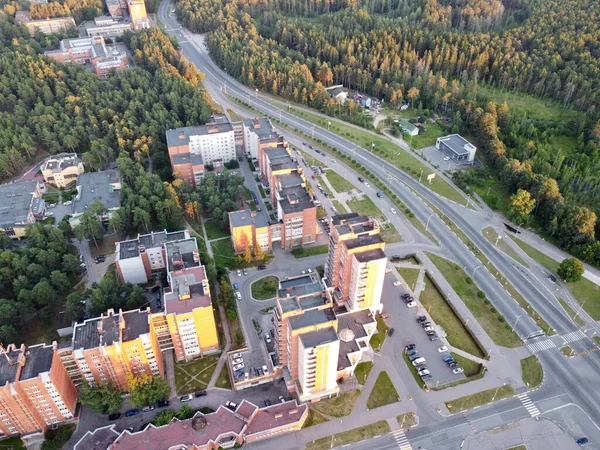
[122,310,150,342]
[166,123,234,147]
[280,275,314,290]
[0,181,43,227]
[20,344,54,380]
[171,153,204,166]
[0,348,23,385]
[243,117,277,138]
[74,425,119,450]
[73,170,120,214]
[277,172,304,188]
[437,134,475,155]
[42,153,81,172]
[354,248,386,263]
[100,314,121,347]
[73,310,150,349]
[337,309,374,370]
[118,230,187,260]
[73,318,101,350]
[345,233,384,250]
[299,327,338,349]
[229,209,269,229]
[288,308,335,330]
[165,238,199,272]
[278,186,314,214]
[279,294,326,314]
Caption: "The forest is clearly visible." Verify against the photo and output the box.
[174,0,600,266]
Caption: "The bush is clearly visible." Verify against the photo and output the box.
[465,277,473,284]
[477,290,486,299]
[498,316,505,322]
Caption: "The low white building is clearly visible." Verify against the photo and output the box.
[436,134,477,164]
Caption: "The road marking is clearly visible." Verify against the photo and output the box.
[392,430,412,450]
[562,330,587,343]
[527,339,556,353]
[518,393,540,417]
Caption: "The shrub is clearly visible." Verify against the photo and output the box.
[477,290,486,299]
[465,277,473,284]
[497,316,505,322]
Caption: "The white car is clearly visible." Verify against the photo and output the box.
[225,401,237,411]
[406,301,417,308]
[44,212,54,217]
[364,182,371,188]
[231,352,242,359]
[235,292,242,300]
[390,208,397,214]
[452,367,464,374]
[237,270,242,277]
[423,326,434,332]
[233,363,245,371]
[393,280,402,286]
[385,268,392,273]
[443,157,450,161]
[438,346,448,353]
[330,159,336,164]
[262,364,269,375]
[232,357,243,364]
[63,200,72,205]
[265,334,272,344]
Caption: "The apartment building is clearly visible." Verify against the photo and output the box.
[0,181,45,239]
[40,153,84,188]
[105,0,122,18]
[0,343,77,441]
[127,0,149,30]
[69,169,121,227]
[15,11,75,36]
[324,213,387,313]
[70,308,163,390]
[228,209,271,253]
[166,123,236,187]
[241,117,278,160]
[75,400,308,449]
[85,16,133,38]
[273,273,377,401]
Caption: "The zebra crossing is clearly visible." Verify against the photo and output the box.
[518,393,541,417]
[527,339,556,353]
[392,430,412,450]
[562,330,587,343]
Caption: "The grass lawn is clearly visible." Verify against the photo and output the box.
[0,437,26,449]
[396,267,421,291]
[211,239,237,269]
[445,384,515,413]
[520,355,543,388]
[347,196,381,217]
[90,234,122,258]
[290,107,465,204]
[305,420,391,450]
[370,315,389,352]
[227,108,243,122]
[506,446,527,450]
[470,174,512,212]
[303,409,330,428]
[380,223,403,243]
[397,412,417,428]
[174,354,220,395]
[482,227,528,267]
[450,353,482,378]
[402,352,426,387]
[291,244,329,258]
[310,391,360,418]
[204,219,230,240]
[428,254,522,348]
[513,237,600,320]
[354,361,374,385]
[332,199,348,213]
[317,206,328,218]
[560,345,574,357]
[251,276,279,300]
[367,371,399,409]
[419,274,485,358]
[215,365,232,390]
[594,336,600,346]
[557,298,585,327]
[412,121,446,149]
[325,170,355,193]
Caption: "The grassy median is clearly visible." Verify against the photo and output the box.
[305,421,391,450]
[446,384,515,413]
[251,276,279,300]
[521,355,543,388]
[367,371,399,409]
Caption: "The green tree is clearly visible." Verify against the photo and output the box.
[127,373,170,407]
[78,381,124,414]
[508,189,536,224]
[153,408,177,426]
[64,292,86,323]
[50,270,71,293]
[557,258,585,282]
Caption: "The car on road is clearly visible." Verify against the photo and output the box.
[388,328,395,336]
[142,405,155,412]
[194,390,207,397]
[225,401,237,411]
[393,280,401,286]
[237,270,242,277]
[108,413,121,420]
[308,145,313,149]
[180,394,193,402]
[243,268,248,276]
[233,363,245,371]
[443,355,455,363]
[157,400,170,408]
[48,203,56,208]
[548,274,557,283]
[258,265,267,270]
[358,176,365,182]
[44,212,54,217]
[364,182,371,188]
[257,207,262,212]
[233,282,239,290]
[438,346,448,353]
[402,297,414,304]
[125,409,140,417]
[443,157,450,161]
[238,156,243,161]
[390,208,397,214]
[390,255,401,262]
[265,334,272,344]
[235,292,242,300]
[376,191,383,198]
[576,437,589,445]
[95,255,105,263]
[302,142,306,146]
[406,301,417,308]
[63,200,72,205]
[452,367,464,374]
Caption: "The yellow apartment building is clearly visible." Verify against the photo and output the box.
[40,153,84,188]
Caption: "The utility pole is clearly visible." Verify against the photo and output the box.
[512,314,522,332]
[495,234,502,246]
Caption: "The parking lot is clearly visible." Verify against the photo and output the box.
[416,145,477,173]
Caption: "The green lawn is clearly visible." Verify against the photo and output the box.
[506,446,527,450]
[419,274,485,358]
[354,361,374,385]
[0,437,26,449]
[291,244,329,258]
[303,409,330,428]
[366,371,399,409]
[470,174,512,212]
[428,254,522,348]
[445,384,515,413]
[305,421,391,450]
[251,276,279,300]
[520,355,543,388]
[332,199,348,213]
[380,223,404,243]
[290,107,465,204]
[325,170,355,193]
[396,267,421,290]
[594,336,600,346]
[347,196,381,217]
[482,227,527,267]
[402,351,426,387]
[211,238,237,269]
[227,108,243,122]
[397,412,417,428]
[204,219,230,240]
[560,345,574,357]
[412,121,446,149]
[174,355,220,395]
[215,365,232,390]
[370,315,389,352]
[316,175,334,197]
[513,237,600,320]
[450,353,482,378]
[310,391,359,418]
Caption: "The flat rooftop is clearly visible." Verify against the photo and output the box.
[0,347,23,385]
[73,170,120,214]
[344,233,384,250]
[354,248,386,263]
[437,134,475,155]
[20,344,54,380]
[0,181,42,227]
[72,310,150,350]
[288,308,335,331]
[333,213,377,236]
[279,186,314,214]
[73,425,120,450]
[278,294,326,314]
[300,327,338,348]
[43,153,81,172]
[246,401,308,437]
[171,153,204,166]
[123,310,150,342]
[165,266,212,314]
[243,117,277,138]
[229,209,269,229]
[118,230,188,260]
[277,172,304,188]
[337,309,374,370]
[165,238,199,273]
[166,123,234,147]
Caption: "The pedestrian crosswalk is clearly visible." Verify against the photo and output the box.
[392,430,412,450]
[518,393,541,417]
[527,339,556,353]
[562,330,587,343]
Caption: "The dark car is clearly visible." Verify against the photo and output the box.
[429,335,439,341]
[576,437,589,445]
[194,390,207,397]
[157,400,171,408]
[388,328,395,337]
[416,316,427,323]
[426,330,436,336]
[407,349,418,356]
[401,293,412,300]
[390,255,401,262]
[403,297,414,304]
[358,176,365,182]
[548,274,557,283]
[308,145,313,149]
[258,265,267,270]
[125,409,139,417]
[264,399,272,407]
[405,344,416,351]
[238,156,243,161]
[108,413,121,421]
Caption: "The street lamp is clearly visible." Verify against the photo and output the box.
[371,143,375,153]
[425,213,434,232]
[495,234,502,246]
[471,265,481,277]
[255,88,258,97]
[311,125,316,138]
[327,121,331,131]
[512,314,522,332]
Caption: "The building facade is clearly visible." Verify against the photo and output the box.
[228,210,271,254]
[40,154,84,188]
[0,181,45,239]
[241,117,278,160]
[85,16,132,37]
[15,11,75,36]
[127,0,149,30]
[436,134,477,164]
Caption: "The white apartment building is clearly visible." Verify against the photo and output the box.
[242,118,278,160]
[167,123,236,167]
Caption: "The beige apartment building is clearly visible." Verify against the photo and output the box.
[40,153,84,188]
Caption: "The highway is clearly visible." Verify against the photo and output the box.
[157,3,600,448]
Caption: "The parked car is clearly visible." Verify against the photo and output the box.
[438,346,448,353]
[412,357,426,366]
[390,208,397,214]
[152,285,161,293]
[108,413,121,420]
[195,390,207,397]
[233,357,243,364]
[364,182,371,188]
[142,405,155,412]
[416,316,427,323]
[448,362,458,368]
[452,367,464,374]
[388,328,395,337]
[262,364,269,375]
[421,374,433,381]
[429,334,439,341]
[44,212,54,217]
[237,270,242,277]
[401,293,413,300]
[418,369,430,376]
[390,255,401,262]
[444,355,455,363]
[265,334,272,344]
[407,349,418,356]
[406,301,417,308]
[157,400,170,408]
[233,363,245,371]
[125,409,140,417]
[405,344,416,351]
[420,322,431,328]
[180,394,193,403]
[233,282,239,290]
[63,200,72,205]
[48,203,56,208]
[225,401,237,411]
[409,353,421,361]
[258,265,267,270]
[423,326,434,332]
[232,352,242,359]
[393,280,402,286]
[235,292,242,300]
